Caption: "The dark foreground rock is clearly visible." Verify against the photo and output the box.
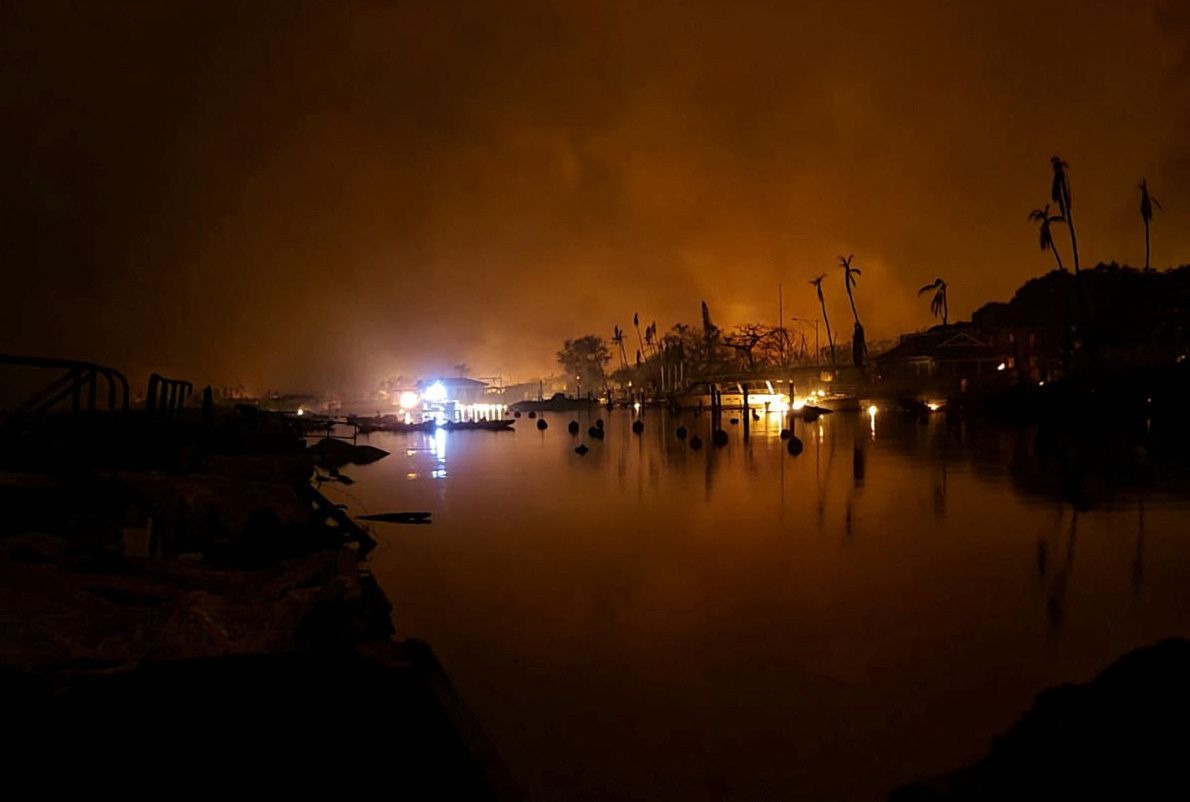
[0,407,515,798]
[3,640,517,798]
[892,638,1190,801]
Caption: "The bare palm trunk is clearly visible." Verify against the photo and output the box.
[942,293,948,326]
[1144,219,1151,271]
[846,286,860,326]
[1066,210,1080,274]
[818,298,836,365]
[1051,244,1065,273]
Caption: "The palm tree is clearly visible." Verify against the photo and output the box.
[1029,203,1067,272]
[839,255,867,367]
[1139,179,1162,271]
[1050,156,1080,273]
[809,274,836,365]
[839,254,862,325]
[918,278,949,326]
[632,312,645,361]
[612,325,628,370]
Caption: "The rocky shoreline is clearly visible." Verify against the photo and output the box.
[891,638,1190,800]
[0,406,515,797]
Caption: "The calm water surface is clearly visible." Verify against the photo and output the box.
[336,410,1190,801]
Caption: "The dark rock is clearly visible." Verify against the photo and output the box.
[676,425,687,440]
[713,430,729,447]
[574,444,589,455]
[536,419,548,431]
[632,420,644,434]
[779,429,792,440]
[689,435,703,450]
[568,420,580,435]
[308,439,389,469]
[786,436,804,455]
[890,638,1190,801]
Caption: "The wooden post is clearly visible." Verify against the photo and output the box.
[742,384,750,442]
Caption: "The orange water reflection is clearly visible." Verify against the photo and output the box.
[341,410,1190,801]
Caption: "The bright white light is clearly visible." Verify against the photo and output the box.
[771,395,790,413]
[792,396,807,411]
[867,404,878,416]
[926,402,942,412]
[398,390,420,410]
[296,407,304,416]
[816,389,826,397]
[633,401,642,412]
[997,362,1007,372]
[1038,380,1046,386]
[424,381,448,403]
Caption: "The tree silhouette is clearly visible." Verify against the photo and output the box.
[1139,179,1163,271]
[809,275,836,365]
[839,255,867,367]
[1050,156,1080,273]
[918,278,949,326]
[1029,203,1067,272]
[723,323,771,370]
[632,312,645,360]
[611,325,628,370]
[557,335,611,394]
[644,321,657,358]
[839,254,862,325]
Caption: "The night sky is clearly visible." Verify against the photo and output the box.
[3,0,1188,392]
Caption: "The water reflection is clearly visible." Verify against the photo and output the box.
[348,409,1190,802]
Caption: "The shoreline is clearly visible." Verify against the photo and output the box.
[0,405,515,796]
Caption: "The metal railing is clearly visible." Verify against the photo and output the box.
[145,373,193,419]
[0,354,129,415]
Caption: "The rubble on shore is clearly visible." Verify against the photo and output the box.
[0,404,515,797]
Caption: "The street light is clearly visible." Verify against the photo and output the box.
[789,317,820,365]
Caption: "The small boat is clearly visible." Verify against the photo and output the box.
[510,393,594,413]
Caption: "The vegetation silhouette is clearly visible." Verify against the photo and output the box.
[1028,203,1067,272]
[839,254,867,368]
[1138,178,1162,271]
[809,274,836,365]
[918,278,949,326]
[1050,156,1080,273]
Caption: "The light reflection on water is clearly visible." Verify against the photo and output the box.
[339,410,1190,802]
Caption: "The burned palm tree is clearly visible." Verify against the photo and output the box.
[612,325,628,370]
[1050,156,1080,273]
[839,255,863,325]
[839,255,867,368]
[633,312,646,361]
[809,275,836,365]
[1139,179,1163,271]
[918,278,949,326]
[1028,203,1067,272]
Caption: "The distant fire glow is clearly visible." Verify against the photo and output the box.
[398,390,420,410]
[423,382,448,403]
